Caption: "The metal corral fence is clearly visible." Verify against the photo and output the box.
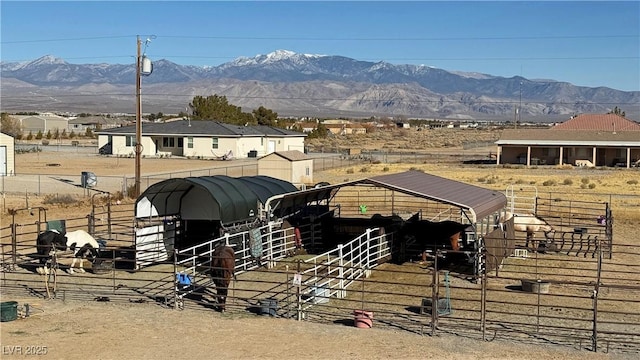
[0,152,370,196]
[1,201,639,355]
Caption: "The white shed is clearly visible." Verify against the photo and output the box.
[258,150,313,186]
[0,132,16,176]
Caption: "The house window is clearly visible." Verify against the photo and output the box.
[212,138,218,149]
[163,137,175,147]
[187,137,193,149]
[261,138,264,146]
[306,167,310,176]
[126,135,136,147]
[178,138,184,147]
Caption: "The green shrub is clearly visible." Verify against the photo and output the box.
[588,183,596,189]
[563,178,573,185]
[382,166,390,172]
[346,168,354,174]
[542,179,557,186]
[581,177,590,185]
[628,179,639,185]
[515,179,526,184]
[360,166,369,173]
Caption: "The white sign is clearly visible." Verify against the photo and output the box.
[292,273,302,287]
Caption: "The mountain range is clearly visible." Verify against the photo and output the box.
[1,50,638,121]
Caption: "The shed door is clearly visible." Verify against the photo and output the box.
[268,140,276,154]
[0,146,6,176]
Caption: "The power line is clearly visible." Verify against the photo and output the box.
[2,33,637,44]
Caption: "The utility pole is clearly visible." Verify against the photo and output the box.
[134,36,142,198]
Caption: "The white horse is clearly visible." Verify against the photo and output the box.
[499,211,555,251]
[65,230,102,274]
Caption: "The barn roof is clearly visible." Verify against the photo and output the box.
[266,170,506,223]
[360,171,506,222]
[136,175,298,223]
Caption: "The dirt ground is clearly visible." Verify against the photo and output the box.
[0,298,626,360]
[2,138,638,359]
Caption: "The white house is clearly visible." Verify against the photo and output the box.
[0,132,16,176]
[96,120,306,159]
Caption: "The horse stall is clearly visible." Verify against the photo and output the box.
[133,175,299,270]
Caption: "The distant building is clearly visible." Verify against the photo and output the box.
[68,115,129,133]
[496,114,640,168]
[96,120,306,158]
[14,114,68,135]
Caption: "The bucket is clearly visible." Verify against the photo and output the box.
[310,286,329,304]
[259,298,278,316]
[353,309,373,328]
[1,301,18,322]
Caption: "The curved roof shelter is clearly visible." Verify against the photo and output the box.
[266,170,507,223]
[136,175,298,224]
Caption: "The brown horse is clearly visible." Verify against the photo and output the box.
[402,218,469,263]
[210,245,235,312]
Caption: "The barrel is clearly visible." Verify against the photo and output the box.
[353,309,373,328]
[1,301,18,322]
[259,298,278,316]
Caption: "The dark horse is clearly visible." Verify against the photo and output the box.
[401,217,470,263]
[210,245,235,312]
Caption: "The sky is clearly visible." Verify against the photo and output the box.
[1,1,639,91]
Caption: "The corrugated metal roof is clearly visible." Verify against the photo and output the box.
[362,171,506,222]
[551,114,640,131]
[266,170,506,223]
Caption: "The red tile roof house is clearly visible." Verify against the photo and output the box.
[495,114,640,168]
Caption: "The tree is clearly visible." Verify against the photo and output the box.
[85,128,94,138]
[36,130,43,140]
[307,122,329,139]
[252,106,278,126]
[61,129,68,139]
[608,106,626,117]
[0,112,22,137]
[189,95,257,126]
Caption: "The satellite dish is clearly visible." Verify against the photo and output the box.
[141,56,153,75]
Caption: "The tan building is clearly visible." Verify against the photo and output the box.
[0,132,16,176]
[15,114,69,135]
[496,114,640,168]
[258,150,313,186]
[96,120,306,159]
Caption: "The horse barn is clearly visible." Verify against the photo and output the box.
[2,170,636,354]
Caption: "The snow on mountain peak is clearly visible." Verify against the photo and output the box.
[30,55,67,66]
